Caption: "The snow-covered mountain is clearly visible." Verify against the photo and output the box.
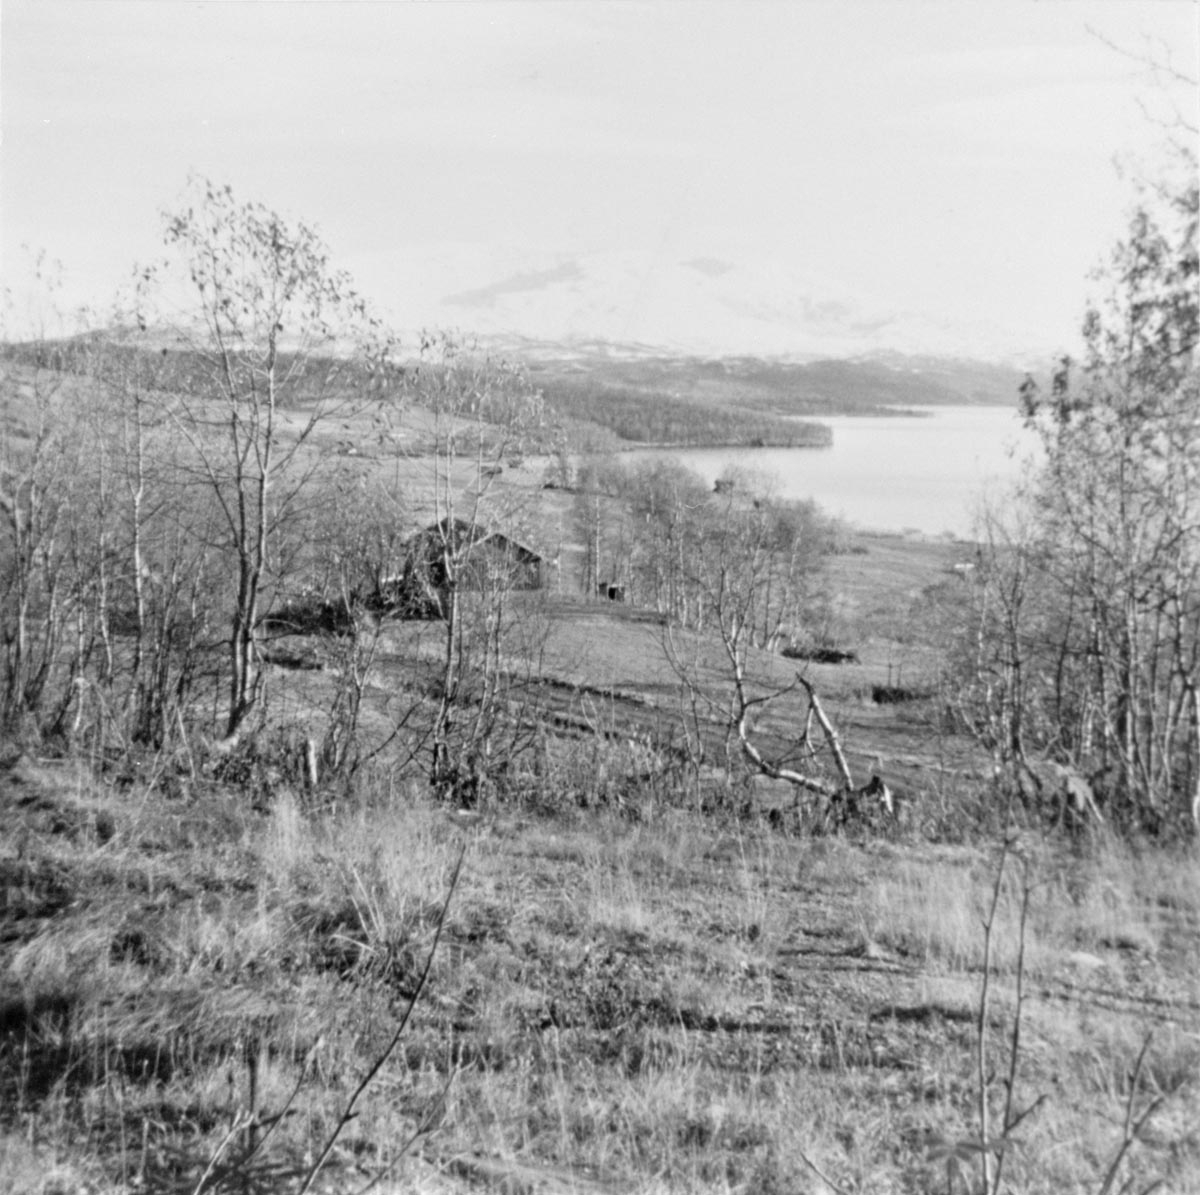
[376,246,1046,364]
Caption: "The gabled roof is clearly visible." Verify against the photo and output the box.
[405,518,545,563]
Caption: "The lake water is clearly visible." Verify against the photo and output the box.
[636,405,1036,539]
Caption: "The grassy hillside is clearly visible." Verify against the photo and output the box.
[3,524,1199,1194]
[4,747,1198,1194]
[3,343,1196,1194]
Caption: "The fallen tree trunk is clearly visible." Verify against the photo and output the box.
[797,675,855,791]
[662,615,892,824]
[735,673,892,822]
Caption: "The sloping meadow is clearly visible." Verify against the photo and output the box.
[2,754,1198,1194]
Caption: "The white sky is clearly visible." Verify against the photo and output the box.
[2,1,1197,358]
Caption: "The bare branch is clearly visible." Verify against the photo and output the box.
[296,844,467,1195]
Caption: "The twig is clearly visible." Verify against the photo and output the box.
[230,1037,323,1174]
[1004,1092,1048,1137]
[175,703,198,779]
[992,854,1036,1193]
[295,844,467,1195]
[796,1145,855,1195]
[1096,1034,1165,1195]
[189,1111,253,1195]
[350,1065,460,1195]
[976,842,1010,1194]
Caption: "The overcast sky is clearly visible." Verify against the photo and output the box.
[3,1,1197,359]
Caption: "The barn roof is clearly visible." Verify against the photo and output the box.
[404,518,546,563]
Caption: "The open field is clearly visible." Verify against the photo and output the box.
[257,525,974,825]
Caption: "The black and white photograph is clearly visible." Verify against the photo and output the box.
[2,2,1198,1191]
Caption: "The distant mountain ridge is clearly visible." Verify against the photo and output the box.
[384,246,1055,366]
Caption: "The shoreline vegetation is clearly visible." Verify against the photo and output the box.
[532,353,1023,450]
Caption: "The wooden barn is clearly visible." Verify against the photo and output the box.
[375,518,548,618]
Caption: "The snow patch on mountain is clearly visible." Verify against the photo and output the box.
[375,245,1047,363]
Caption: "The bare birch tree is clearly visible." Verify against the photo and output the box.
[145,178,397,740]
[965,154,1199,833]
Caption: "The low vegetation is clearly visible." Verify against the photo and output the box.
[2,163,1199,1192]
[3,755,1198,1194]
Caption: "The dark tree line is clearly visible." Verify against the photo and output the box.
[540,376,831,449]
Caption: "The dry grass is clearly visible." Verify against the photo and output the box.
[3,755,1199,1194]
[863,838,1200,979]
[8,339,1194,1195]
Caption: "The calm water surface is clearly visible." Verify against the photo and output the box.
[638,405,1036,539]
